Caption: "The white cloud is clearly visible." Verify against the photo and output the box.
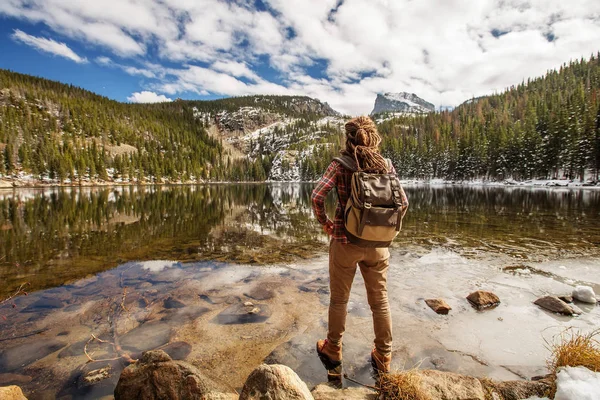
[127,91,173,103]
[3,0,600,114]
[11,29,87,63]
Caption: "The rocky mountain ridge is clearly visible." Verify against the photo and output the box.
[371,92,435,115]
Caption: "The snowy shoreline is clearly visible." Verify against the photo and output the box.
[1,177,600,190]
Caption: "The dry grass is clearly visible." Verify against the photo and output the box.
[545,328,600,397]
[377,369,432,400]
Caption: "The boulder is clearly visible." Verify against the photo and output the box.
[424,299,452,315]
[572,286,597,304]
[466,291,500,310]
[0,386,27,400]
[534,296,579,315]
[114,350,234,400]
[239,364,313,400]
[311,383,376,399]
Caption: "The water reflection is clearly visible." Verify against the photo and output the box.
[1,184,600,297]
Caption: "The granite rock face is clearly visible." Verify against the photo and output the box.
[239,364,313,400]
[371,92,435,115]
[114,350,235,400]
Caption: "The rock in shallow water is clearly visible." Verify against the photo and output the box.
[0,340,66,372]
[119,322,172,352]
[239,364,313,400]
[425,299,452,315]
[161,341,192,360]
[572,285,597,304]
[534,296,580,315]
[114,350,234,400]
[466,291,500,310]
[213,303,271,325]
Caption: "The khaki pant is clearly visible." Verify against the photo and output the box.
[327,240,392,356]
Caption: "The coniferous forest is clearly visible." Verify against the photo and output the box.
[379,54,600,182]
[1,53,600,183]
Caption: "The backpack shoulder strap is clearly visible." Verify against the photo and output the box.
[386,158,393,173]
[332,155,358,172]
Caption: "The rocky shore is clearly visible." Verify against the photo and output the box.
[1,250,599,399]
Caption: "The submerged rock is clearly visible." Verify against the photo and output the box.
[466,291,500,310]
[164,297,186,309]
[572,285,597,304]
[0,340,66,372]
[161,341,192,360]
[244,286,275,301]
[534,296,580,315]
[21,297,64,312]
[0,385,27,400]
[119,322,172,352]
[114,350,233,400]
[424,299,452,315]
[239,364,313,400]
[213,303,271,325]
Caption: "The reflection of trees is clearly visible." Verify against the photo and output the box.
[0,185,329,296]
[401,186,600,253]
[1,185,598,296]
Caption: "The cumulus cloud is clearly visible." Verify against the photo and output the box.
[11,29,87,63]
[3,0,600,114]
[127,91,173,103]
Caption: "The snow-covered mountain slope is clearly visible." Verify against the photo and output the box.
[192,97,346,181]
[371,92,435,115]
[231,116,344,181]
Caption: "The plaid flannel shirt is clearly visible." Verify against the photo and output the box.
[311,160,407,243]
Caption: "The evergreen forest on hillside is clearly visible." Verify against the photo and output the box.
[379,53,600,182]
[1,53,600,184]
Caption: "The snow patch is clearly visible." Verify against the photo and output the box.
[554,366,600,400]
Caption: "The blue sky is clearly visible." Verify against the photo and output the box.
[1,0,600,115]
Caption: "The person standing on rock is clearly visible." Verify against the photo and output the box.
[311,116,408,375]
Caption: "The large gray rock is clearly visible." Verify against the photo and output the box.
[239,364,313,400]
[114,350,234,400]
[534,296,580,315]
[371,92,435,115]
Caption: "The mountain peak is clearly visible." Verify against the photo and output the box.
[370,92,435,115]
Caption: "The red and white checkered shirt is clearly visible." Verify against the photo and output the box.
[311,160,405,243]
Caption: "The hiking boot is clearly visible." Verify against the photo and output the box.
[316,339,342,371]
[371,348,391,374]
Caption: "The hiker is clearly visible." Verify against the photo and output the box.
[311,116,408,375]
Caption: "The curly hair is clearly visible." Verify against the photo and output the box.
[342,116,389,173]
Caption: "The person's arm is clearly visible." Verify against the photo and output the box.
[311,161,337,233]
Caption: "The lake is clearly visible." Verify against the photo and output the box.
[1,184,599,398]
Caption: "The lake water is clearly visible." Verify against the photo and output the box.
[1,184,600,398]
